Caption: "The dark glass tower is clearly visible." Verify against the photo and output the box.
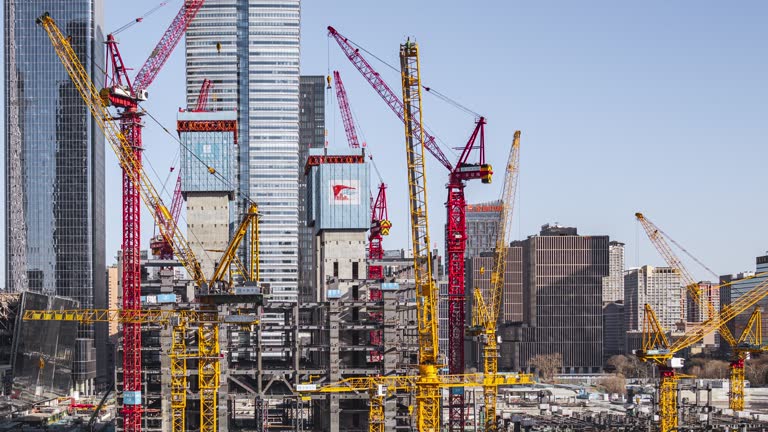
[4,1,105,390]
[298,75,325,302]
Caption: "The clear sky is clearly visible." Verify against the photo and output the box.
[2,1,767,285]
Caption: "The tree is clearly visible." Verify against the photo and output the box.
[607,354,651,379]
[528,353,563,382]
[600,374,627,395]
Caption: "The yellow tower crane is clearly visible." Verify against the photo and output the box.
[637,273,768,432]
[305,373,535,432]
[33,15,264,432]
[468,131,520,432]
[399,38,441,431]
[635,212,768,412]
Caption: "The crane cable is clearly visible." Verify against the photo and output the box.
[111,1,171,36]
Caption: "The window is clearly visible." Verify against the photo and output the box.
[333,262,339,278]
[352,262,359,280]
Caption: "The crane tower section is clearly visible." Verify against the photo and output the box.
[400,39,440,431]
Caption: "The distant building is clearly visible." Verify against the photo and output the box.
[507,224,608,374]
[624,266,682,332]
[603,301,625,360]
[721,254,768,346]
[687,280,719,323]
[603,241,625,302]
[298,76,326,302]
[464,201,502,259]
[177,110,237,278]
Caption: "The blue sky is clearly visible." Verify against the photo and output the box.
[2,1,767,284]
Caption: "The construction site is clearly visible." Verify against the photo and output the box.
[2,2,768,432]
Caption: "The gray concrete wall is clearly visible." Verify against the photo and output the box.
[186,193,231,279]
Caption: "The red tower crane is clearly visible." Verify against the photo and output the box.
[332,71,361,148]
[101,2,205,431]
[193,78,213,112]
[368,184,391,281]
[328,26,491,430]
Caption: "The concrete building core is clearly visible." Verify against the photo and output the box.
[305,147,370,301]
[177,110,237,279]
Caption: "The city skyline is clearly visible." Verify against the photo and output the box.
[0,1,766,285]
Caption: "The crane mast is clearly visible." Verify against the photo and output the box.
[399,39,440,432]
[478,131,520,431]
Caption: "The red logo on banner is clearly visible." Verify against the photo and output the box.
[333,184,356,201]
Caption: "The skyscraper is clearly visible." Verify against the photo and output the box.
[511,224,608,374]
[624,265,682,331]
[299,76,326,302]
[464,200,502,259]
[602,241,625,302]
[5,0,105,389]
[186,0,301,301]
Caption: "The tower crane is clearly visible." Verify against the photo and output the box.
[637,269,768,431]
[728,307,765,411]
[634,212,767,410]
[328,27,491,429]
[468,131,520,431]
[399,37,441,431]
[332,71,361,149]
[193,78,213,112]
[635,213,718,324]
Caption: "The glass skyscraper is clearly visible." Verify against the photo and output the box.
[4,0,105,389]
[298,76,325,302]
[186,0,300,301]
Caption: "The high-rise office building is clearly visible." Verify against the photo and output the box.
[510,224,608,374]
[624,266,682,332]
[186,0,301,301]
[602,241,625,302]
[299,76,325,301]
[687,280,719,323]
[721,254,768,346]
[464,201,502,259]
[5,0,105,390]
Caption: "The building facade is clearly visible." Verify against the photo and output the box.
[603,301,625,360]
[464,201,502,259]
[5,0,105,389]
[721,254,768,346]
[624,265,682,332]
[510,224,608,373]
[299,76,326,302]
[687,280,719,323]
[602,241,625,302]
[186,0,301,302]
